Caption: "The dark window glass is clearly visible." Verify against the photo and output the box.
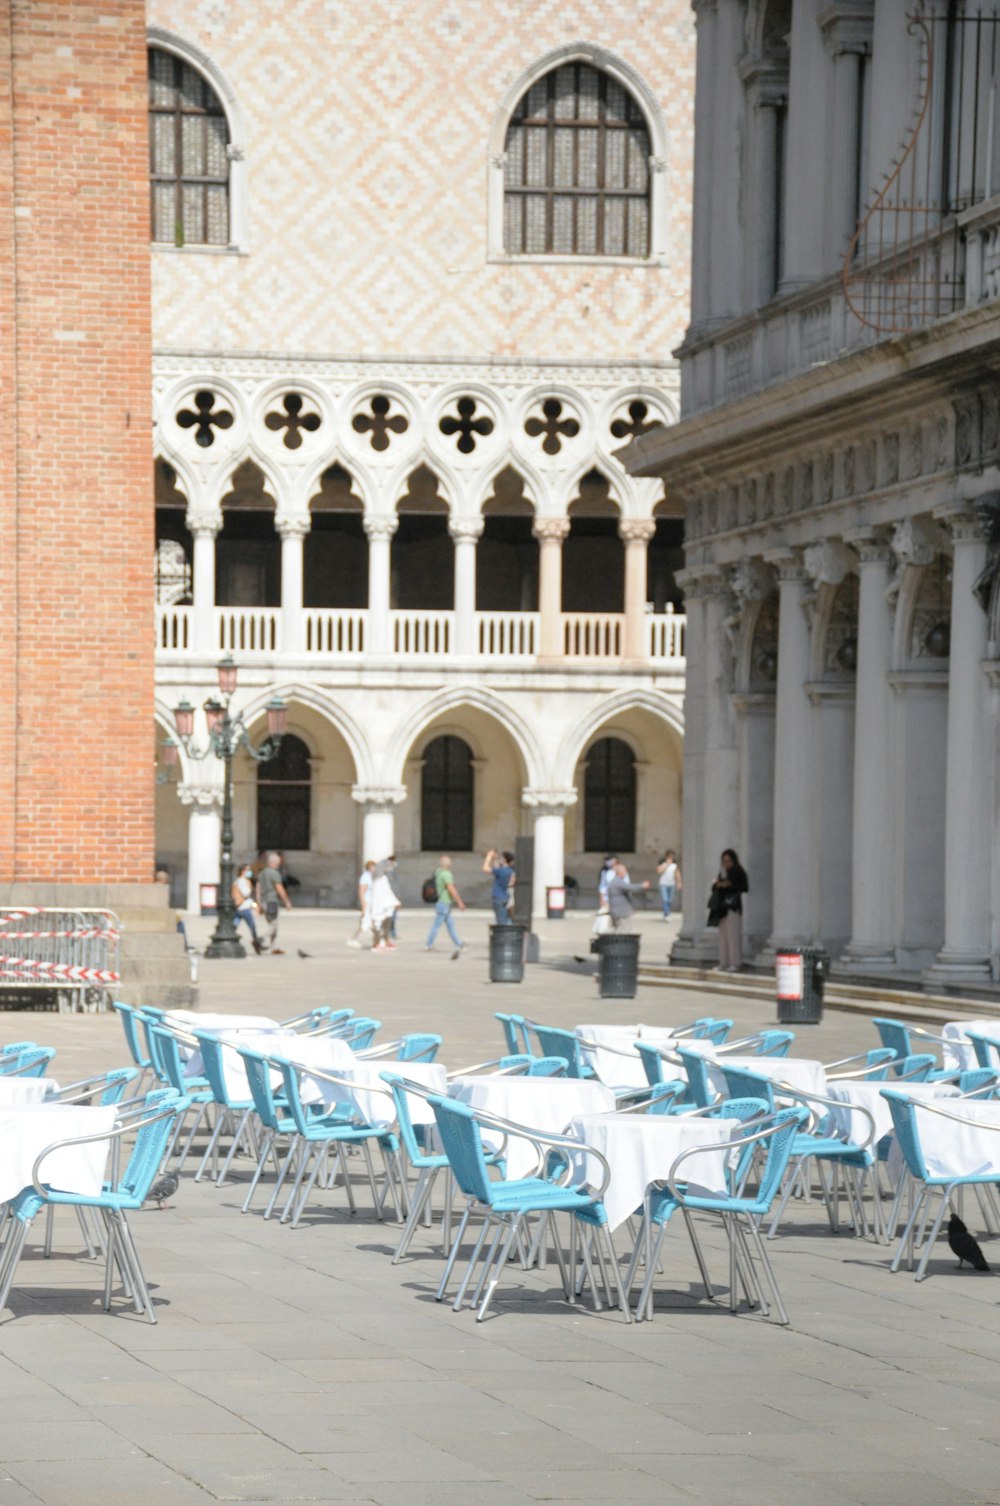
[584,737,636,852]
[421,736,474,852]
[149,47,229,246]
[504,63,651,257]
[257,734,311,851]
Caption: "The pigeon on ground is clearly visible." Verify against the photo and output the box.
[573,955,588,965]
[297,949,312,959]
[146,1172,179,1211]
[947,1213,990,1270]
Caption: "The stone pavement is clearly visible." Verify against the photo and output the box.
[0,911,998,1506]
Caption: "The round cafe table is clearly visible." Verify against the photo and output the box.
[565,1111,739,1231]
[0,1102,116,1203]
[575,1025,682,1089]
[448,1075,615,1179]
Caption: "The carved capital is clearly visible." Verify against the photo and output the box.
[532,517,571,544]
[729,557,773,603]
[892,516,949,568]
[675,564,729,600]
[520,787,578,814]
[844,526,893,565]
[187,512,222,539]
[803,539,856,589]
[177,783,223,808]
[363,514,399,541]
[764,547,807,582]
[351,785,408,810]
[934,502,988,545]
[275,514,311,540]
[618,518,657,545]
[448,517,485,543]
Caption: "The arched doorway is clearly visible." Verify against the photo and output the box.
[216,460,280,606]
[420,735,474,852]
[563,470,623,613]
[257,732,311,852]
[584,737,636,852]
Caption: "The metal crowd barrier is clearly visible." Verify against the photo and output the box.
[0,908,121,1013]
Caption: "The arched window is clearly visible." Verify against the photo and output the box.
[503,62,651,257]
[148,46,229,246]
[421,736,474,852]
[584,737,636,852]
[257,734,311,851]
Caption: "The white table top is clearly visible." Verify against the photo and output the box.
[708,1055,827,1103]
[448,1075,615,1180]
[565,1111,738,1231]
[165,1011,280,1034]
[188,1029,356,1103]
[825,1079,959,1146]
[942,1020,1000,1071]
[904,1097,1000,1179]
[575,1025,681,1089]
[0,1103,116,1203]
[0,1078,57,1106]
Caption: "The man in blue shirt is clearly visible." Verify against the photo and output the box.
[483,848,515,924]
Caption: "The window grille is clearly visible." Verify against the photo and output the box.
[149,47,229,246]
[503,63,651,257]
[584,738,636,852]
[421,737,474,852]
[257,735,311,852]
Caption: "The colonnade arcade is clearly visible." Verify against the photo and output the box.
[677,501,1000,985]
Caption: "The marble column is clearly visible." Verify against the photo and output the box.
[521,789,577,920]
[928,507,992,984]
[765,549,813,948]
[277,515,308,655]
[190,517,220,657]
[364,515,397,656]
[179,783,223,913]
[534,518,570,659]
[351,785,407,867]
[450,518,483,658]
[843,530,896,967]
[689,0,719,326]
[620,518,656,660]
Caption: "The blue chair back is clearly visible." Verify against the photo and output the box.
[112,1004,152,1071]
[397,1034,442,1063]
[872,1017,912,1058]
[644,1080,688,1115]
[382,1074,435,1167]
[755,1030,794,1057]
[676,1047,717,1108]
[880,1089,929,1182]
[238,1049,284,1131]
[635,1042,667,1086]
[751,1108,809,1211]
[340,1018,381,1051]
[117,1091,188,1203]
[191,1030,250,1109]
[495,1013,531,1055]
[859,1048,897,1080]
[965,1030,1000,1070]
[890,1053,936,1082]
[692,1018,733,1043]
[429,1095,496,1205]
[958,1067,1000,1097]
[148,1026,195,1097]
[528,1024,588,1078]
[7,1046,55,1078]
[720,1064,776,1110]
[526,1056,569,1077]
[99,1068,139,1106]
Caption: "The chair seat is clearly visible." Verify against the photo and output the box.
[486,1179,598,1215]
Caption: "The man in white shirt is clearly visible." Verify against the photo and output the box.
[346,860,376,948]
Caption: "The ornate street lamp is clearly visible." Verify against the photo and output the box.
[165,660,287,959]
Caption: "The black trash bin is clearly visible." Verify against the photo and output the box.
[775,946,828,1024]
[598,932,641,999]
[489,924,527,983]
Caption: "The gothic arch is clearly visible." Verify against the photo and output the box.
[555,688,684,788]
[382,687,544,789]
[237,683,375,786]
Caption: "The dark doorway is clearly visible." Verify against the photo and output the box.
[477,517,538,610]
[306,464,367,607]
[392,465,454,610]
[584,736,636,852]
[421,735,474,851]
[257,733,311,851]
[564,470,623,613]
[216,461,280,607]
[647,517,685,611]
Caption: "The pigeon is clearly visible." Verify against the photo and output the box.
[297,949,312,959]
[146,1172,179,1211]
[573,955,588,965]
[947,1213,990,1270]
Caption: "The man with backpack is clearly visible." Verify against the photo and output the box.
[424,854,465,957]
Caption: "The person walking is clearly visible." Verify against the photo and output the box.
[656,850,682,919]
[370,858,401,950]
[256,851,292,953]
[346,860,376,948]
[425,854,465,957]
[606,860,649,932]
[231,863,263,954]
[482,848,515,925]
[709,848,748,972]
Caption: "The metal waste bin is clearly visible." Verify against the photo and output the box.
[546,885,566,919]
[489,923,527,983]
[598,932,641,999]
[775,946,828,1024]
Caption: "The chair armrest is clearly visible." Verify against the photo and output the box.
[458,1105,612,1197]
[30,1104,178,1197]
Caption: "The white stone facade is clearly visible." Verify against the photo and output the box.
[148,2,696,914]
[625,1,1000,989]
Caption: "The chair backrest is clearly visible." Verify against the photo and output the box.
[275,1059,315,1136]
[7,1046,55,1078]
[958,1067,1000,1097]
[137,1010,169,1083]
[382,1074,434,1166]
[397,1033,443,1063]
[644,1080,688,1115]
[238,1048,283,1131]
[861,1048,897,1080]
[340,1017,381,1051]
[872,1017,912,1058]
[305,1008,355,1035]
[676,1047,717,1108]
[1,1040,38,1056]
[693,1018,733,1043]
[756,1030,794,1057]
[720,1064,776,1110]
[117,1090,188,1201]
[528,1023,587,1078]
[113,1003,151,1070]
[750,1108,809,1211]
[100,1067,139,1105]
[495,1013,531,1055]
[965,1030,1000,1070]
[880,1089,929,1182]
[526,1056,569,1077]
[891,1053,936,1082]
[148,1026,191,1096]
[428,1094,496,1205]
[635,1042,666,1086]
[191,1031,248,1108]
[715,1095,771,1182]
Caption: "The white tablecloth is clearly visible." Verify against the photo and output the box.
[188,1029,356,1102]
[907,1098,1000,1179]
[708,1055,827,1103]
[941,1020,1000,1071]
[0,1103,116,1202]
[165,1010,279,1034]
[448,1075,615,1179]
[825,1079,959,1146]
[0,1078,57,1106]
[308,1061,448,1127]
[575,1025,682,1089]
[565,1112,739,1230]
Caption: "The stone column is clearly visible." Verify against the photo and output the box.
[190,517,220,657]
[364,515,397,657]
[179,783,223,914]
[521,789,577,920]
[351,785,407,867]
[671,564,739,965]
[928,507,992,984]
[534,518,570,659]
[843,530,896,967]
[689,0,719,326]
[277,515,309,656]
[450,518,483,658]
[741,75,786,307]
[620,518,656,660]
[765,549,813,948]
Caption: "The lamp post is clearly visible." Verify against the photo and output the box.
[161,657,287,959]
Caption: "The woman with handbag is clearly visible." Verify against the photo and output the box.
[707,848,748,972]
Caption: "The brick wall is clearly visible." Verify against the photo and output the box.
[0,0,154,883]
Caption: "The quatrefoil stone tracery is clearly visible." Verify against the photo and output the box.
[264,393,321,450]
[439,396,494,454]
[610,399,660,442]
[176,390,234,448]
[524,397,580,456]
[352,395,409,452]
